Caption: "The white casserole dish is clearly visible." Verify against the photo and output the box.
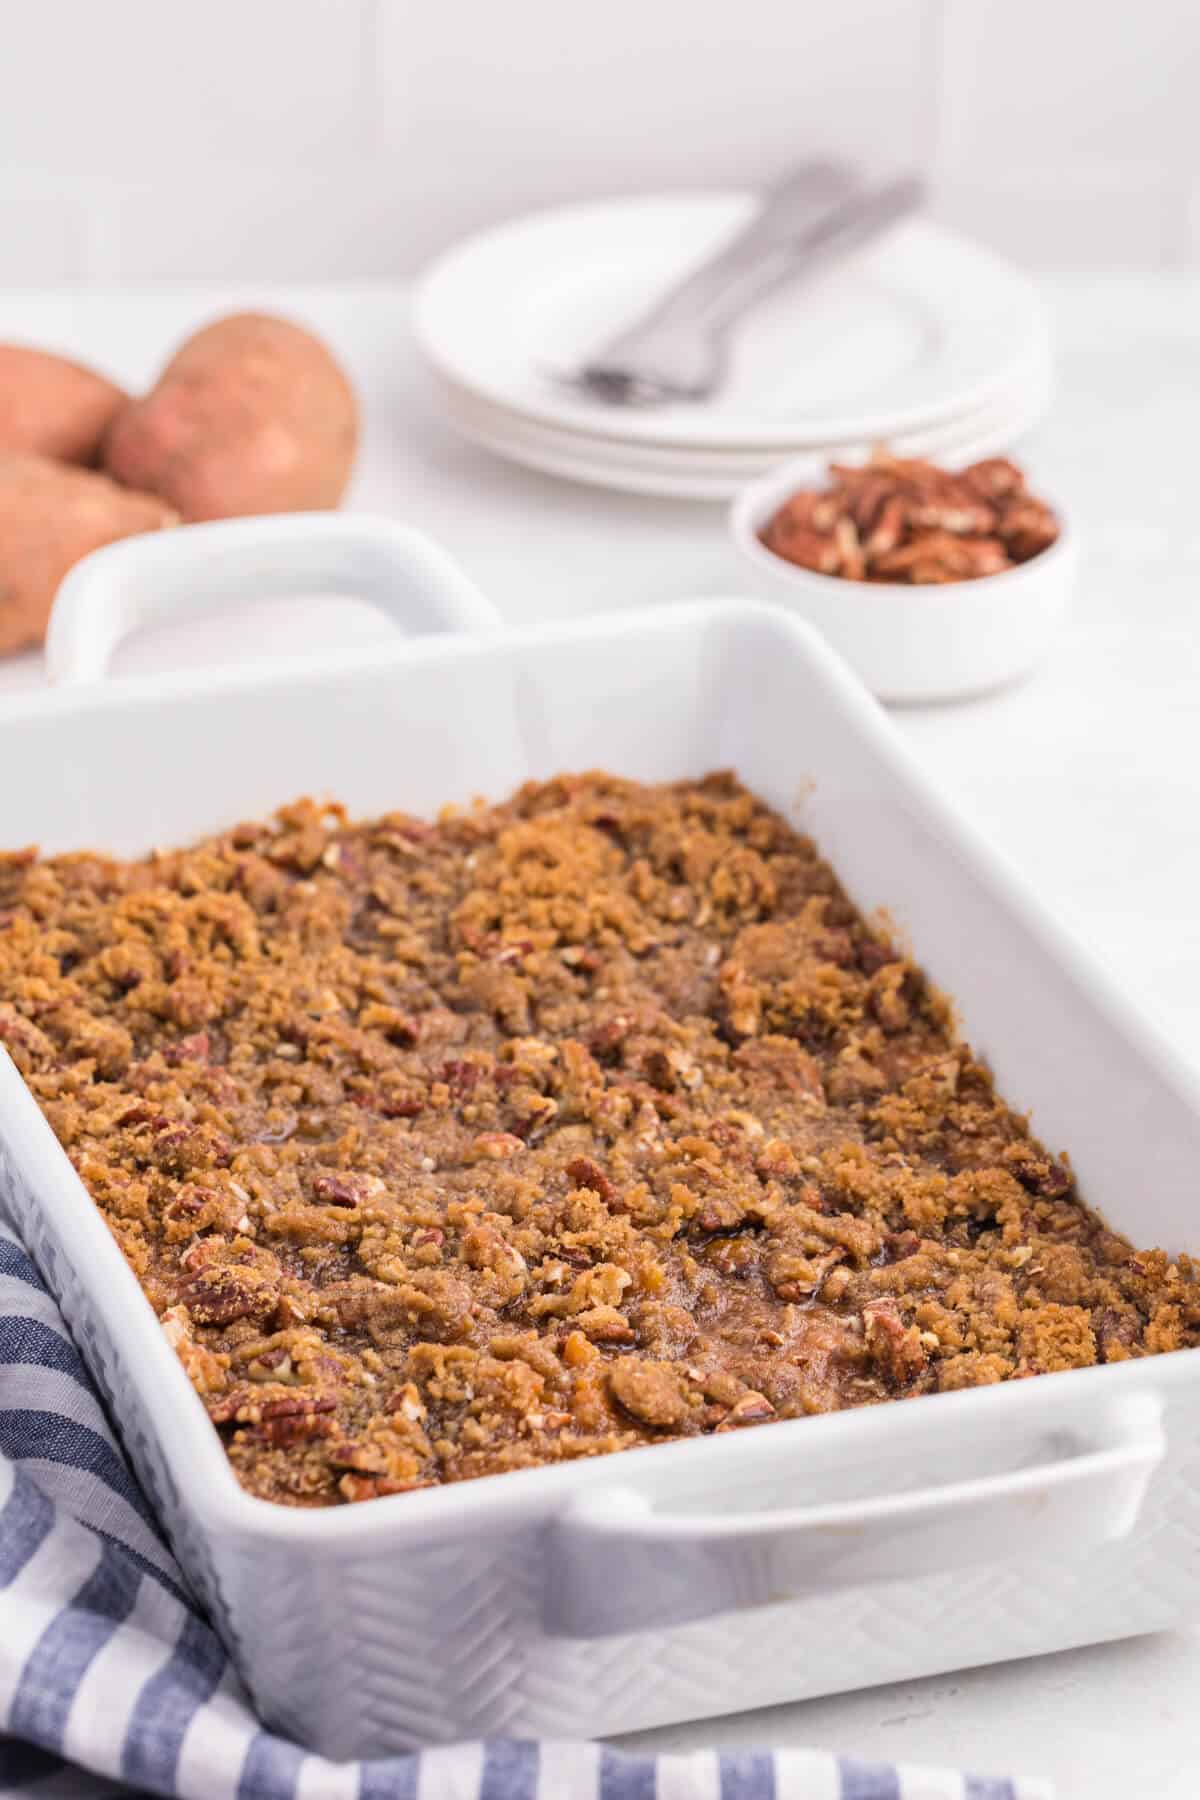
[3,514,1200,1759]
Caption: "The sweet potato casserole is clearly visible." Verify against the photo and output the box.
[1,773,1195,1507]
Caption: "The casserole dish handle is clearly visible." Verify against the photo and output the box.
[44,513,501,685]
[547,1390,1165,1637]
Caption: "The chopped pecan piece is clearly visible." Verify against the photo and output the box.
[182,1271,273,1328]
[1095,1306,1140,1363]
[248,1394,337,1447]
[864,1299,928,1387]
[565,1155,615,1202]
[146,1120,234,1175]
[715,1389,775,1431]
[441,1058,483,1093]
[961,457,1025,501]
[311,1171,371,1208]
[1004,1143,1073,1199]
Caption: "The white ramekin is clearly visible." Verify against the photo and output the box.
[730,455,1076,704]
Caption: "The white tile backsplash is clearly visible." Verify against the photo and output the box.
[0,174,89,285]
[932,162,1184,271]
[375,0,939,259]
[931,0,1197,268]
[0,0,369,170]
[0,0,1195,282]
[81,164,413,283]
[935,0,1197,169]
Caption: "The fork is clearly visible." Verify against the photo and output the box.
[559,168,926,409]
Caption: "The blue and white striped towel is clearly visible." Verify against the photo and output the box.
[0,1218,1051,1800]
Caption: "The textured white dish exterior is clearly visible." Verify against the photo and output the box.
[730,458,1076,701]
[2,516,1200,1760]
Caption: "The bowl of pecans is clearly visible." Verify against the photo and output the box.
[730,449,1074,702]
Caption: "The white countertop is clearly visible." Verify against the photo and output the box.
[3,276,1199,1797]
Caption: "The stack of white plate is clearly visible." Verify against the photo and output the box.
[413,194,1051,501]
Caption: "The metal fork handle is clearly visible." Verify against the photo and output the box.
[689,174,926,340]
[603,158,859,351]
[578,174,925,403]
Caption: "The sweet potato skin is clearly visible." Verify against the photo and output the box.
[0,346,127,465]
[0,453,177,656]
[102,312,358,522]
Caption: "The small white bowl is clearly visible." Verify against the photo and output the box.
[730,455,1076,704]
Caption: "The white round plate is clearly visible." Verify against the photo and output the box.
[413,194,1048,451]
[438,367,1052,501]
[435,341,1051,479]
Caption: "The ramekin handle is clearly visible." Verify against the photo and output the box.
[44,513,502,686]
[546,1390,1165,1638]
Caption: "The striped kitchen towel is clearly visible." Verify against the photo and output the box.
[0,1218,1052,1800]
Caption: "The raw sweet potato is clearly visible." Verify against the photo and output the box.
[0,345,127,465]
[102,311,358,521]
[0,453,177,657]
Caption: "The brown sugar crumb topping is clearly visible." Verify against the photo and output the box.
[0,772,1193,1508]
[760,452,1060,584]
